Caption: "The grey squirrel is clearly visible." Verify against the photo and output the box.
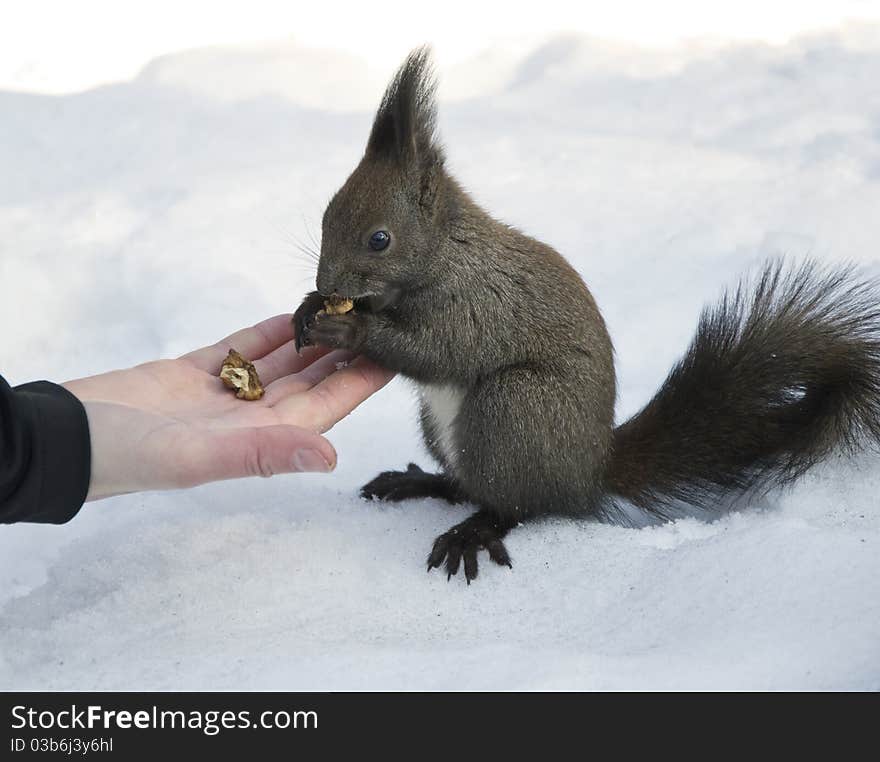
[293,47,880,582]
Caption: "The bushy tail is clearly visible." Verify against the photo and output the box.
[605,260,880,520]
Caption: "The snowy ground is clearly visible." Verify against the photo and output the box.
[1,26,879,690]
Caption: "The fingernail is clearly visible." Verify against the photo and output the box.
[292,449,333,473]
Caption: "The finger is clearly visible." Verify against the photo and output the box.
[255,341,334,387]
[262,350,355,403]
[174,424,337,488]
[273,356,396,432]
[181,314,303,374]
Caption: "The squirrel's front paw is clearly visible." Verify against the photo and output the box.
[301,312,366,352]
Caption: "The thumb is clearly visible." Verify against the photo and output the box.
[178,425,337,487]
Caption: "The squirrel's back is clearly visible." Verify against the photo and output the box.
[417,192,618,515]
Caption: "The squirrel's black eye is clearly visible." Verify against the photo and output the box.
[368,230,390,251]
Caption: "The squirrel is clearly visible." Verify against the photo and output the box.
[293,47,880,583]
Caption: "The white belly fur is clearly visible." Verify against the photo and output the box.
[417,383,465,468]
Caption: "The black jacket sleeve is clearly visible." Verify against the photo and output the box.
[0,374,91,524]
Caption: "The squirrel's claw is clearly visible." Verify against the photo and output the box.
[292,291,325,354]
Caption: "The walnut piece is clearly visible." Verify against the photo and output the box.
[321,295,354,315]
[219,349,264,401]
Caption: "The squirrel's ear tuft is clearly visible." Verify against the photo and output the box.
[366,46,445,177]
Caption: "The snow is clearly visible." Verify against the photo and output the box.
[2,27,880,690]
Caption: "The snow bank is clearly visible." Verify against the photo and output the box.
[1,29,878,690]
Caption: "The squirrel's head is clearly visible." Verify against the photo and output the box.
[316,47,449,304]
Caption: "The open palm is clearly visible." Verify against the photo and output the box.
[63,315,395,500]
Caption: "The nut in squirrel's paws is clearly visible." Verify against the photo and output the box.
[219,349,264,401]
[319,295,355,316]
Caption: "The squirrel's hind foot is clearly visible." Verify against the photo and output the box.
[427,510,514,584]
[360,463,463,503]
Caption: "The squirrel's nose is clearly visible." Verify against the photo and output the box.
[315,268,336,297]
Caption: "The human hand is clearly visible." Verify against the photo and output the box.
[63,315,395,501]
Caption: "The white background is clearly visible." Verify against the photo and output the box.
[4,1,880,94]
